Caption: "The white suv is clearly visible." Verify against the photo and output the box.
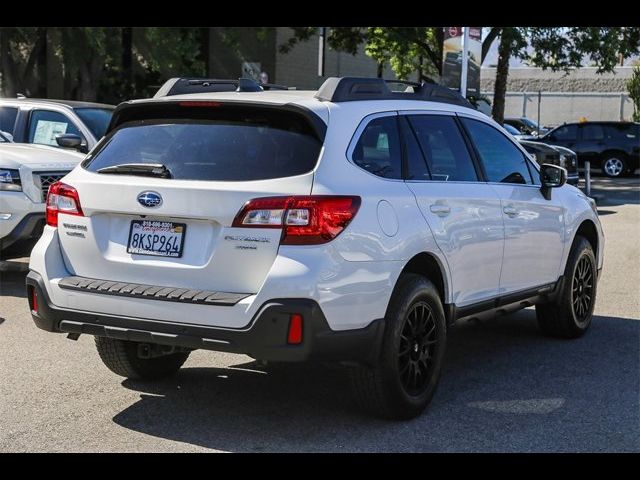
[1,134,83,258]
[26,77,604,419]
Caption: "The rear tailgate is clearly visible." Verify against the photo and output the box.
[54,101,325,295]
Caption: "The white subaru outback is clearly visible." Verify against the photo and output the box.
[27,77,604,419]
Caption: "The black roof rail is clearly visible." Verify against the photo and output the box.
[314,76,474,108]
[153,77,295,98]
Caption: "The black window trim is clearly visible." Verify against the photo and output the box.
[456,112,542,188]
[398,110,484,184]
[399,115,432,181]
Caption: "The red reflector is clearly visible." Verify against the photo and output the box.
[287,314,303,345]
[31,287,38,313]
[178,101,221,107]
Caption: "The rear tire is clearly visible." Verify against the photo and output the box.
[349,273,447,420]
[95,337,190,380]
[536,236,597,338]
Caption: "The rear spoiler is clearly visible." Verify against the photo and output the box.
[105,99,327,141]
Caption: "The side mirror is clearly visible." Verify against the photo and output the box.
[55,133,83,151]
[540,164,567,200]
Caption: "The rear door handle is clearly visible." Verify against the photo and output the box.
[429,204,451,217]
[503,205,518,217]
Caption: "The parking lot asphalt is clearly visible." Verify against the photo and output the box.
[1,176,638,452]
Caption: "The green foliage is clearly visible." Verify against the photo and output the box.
[627,66,640,122]
[0,27,207,102]
[523,27,640,73]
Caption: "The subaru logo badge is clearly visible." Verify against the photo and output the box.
[137,191,162,208]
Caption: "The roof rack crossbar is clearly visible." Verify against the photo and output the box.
[153,77,294,97]
[314,76,473,108]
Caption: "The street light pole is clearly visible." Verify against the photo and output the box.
[318,27,326,78]
[460,26,470,98]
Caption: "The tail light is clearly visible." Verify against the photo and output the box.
[232,195,360,245]
[46,182,84,227]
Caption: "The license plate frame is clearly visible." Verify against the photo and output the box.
[126,220,187,258]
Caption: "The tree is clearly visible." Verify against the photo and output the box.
[279,27,500,81]
[627,66,640,122]
[490,27,640,122]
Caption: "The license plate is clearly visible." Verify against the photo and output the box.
[127,220,186,258]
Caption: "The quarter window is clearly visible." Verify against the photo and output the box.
[28,110,83,147]
[407,115,478,182]
[352,116,402,179]
[461,117,533,185]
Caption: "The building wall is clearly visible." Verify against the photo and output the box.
[481,67,635,125]
[274,28,398,89]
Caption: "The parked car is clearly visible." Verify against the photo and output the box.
[518,140,579,186]
[532,121,640,177]
[0,136,84,259]
[0,97,115,154]
[504,116,549,136]
[26,77,604,420]
[503,123,532,141]
[442,51,481,96]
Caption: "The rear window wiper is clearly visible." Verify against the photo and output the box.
[96,163,172,179]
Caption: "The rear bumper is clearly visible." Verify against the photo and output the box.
[26,271,384,364]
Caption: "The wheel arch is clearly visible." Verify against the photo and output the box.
[389,252,451,321]
[574,219,599,260]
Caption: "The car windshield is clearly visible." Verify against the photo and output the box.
[74,108,113,139]
[521,118,541,129]
[503,124,521,135]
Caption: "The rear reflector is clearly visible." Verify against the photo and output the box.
[30,287,38,313]
[232,196,360,245]
[287,314,303,345]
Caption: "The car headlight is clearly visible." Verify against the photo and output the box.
[0,169,22,191]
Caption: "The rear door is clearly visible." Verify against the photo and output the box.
[401,111,505,307]
[57,103,325,295]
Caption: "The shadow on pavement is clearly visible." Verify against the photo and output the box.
[112,310,639,452]
[0,268,28,299]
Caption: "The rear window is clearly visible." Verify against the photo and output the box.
[84,113,322,181]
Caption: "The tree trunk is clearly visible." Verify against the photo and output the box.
[0,28,18,97]
[200,27,210,77]
[121,27,133,98]
[491,30,512,124]
[377,62,383,78]
[35,27,48,97]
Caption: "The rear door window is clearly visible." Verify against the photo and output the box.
[407,115,478,182]
[85,110,322,181]
[28,110,84,146]
[581,124,605,141]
